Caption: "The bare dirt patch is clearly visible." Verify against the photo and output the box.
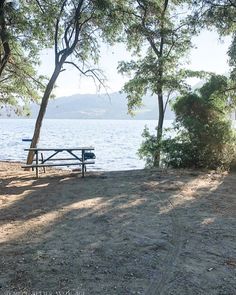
[0,162,235,294]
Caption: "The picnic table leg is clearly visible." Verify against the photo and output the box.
[82,150,85,178]
[82,164,85,177]
[35,150,39,178]
[41,153,46,173]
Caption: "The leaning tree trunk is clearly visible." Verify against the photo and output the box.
[154,93,164,167]
[26,62,63,165]
[0,0,11,77]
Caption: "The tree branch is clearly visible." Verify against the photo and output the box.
[8,60,46,88]
[34,0,45,14]
[64,61,107,92]
[55,0,68,65]
[164,90,173,114]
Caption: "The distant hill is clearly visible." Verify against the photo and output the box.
[27,92,175,120]
[2,91,235,120]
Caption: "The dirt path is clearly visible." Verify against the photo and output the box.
[144,194,184,295]
[0,162,235,294]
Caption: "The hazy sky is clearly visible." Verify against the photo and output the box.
[39,30,231,98]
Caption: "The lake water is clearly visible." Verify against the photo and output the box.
[0,119,174,171]
[1,119,235,171]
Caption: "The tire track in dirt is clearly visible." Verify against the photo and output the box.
[145,198,185,295]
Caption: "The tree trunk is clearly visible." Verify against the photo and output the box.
[152,0,168,167]
[154,93,164,167]
[0,0,11,77]
[26,62,63,165]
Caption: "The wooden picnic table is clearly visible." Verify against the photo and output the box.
[22,147,95,178]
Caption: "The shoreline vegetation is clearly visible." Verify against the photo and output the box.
[1,161,235,294]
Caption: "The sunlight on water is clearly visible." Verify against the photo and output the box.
[0,119,174,171]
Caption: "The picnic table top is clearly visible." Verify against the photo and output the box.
[24,147,95,152]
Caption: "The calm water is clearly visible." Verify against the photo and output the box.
[0,119,174,171]
[1,119,235,171]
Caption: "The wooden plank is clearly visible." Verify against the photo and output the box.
[24,147,94,152]
[22,161,95,168]
[22,138,32,142]
[41,158,82,161]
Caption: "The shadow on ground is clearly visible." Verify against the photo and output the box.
[0,165,235,295]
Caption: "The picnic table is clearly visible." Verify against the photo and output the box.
[22,147,95,178]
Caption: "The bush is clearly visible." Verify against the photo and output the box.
[138,126,160,168]
[162,75,236,170]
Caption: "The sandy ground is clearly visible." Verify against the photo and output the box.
[0,162,236,295]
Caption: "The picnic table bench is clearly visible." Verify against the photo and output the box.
[22,147,95,178]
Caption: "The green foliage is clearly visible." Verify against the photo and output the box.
[195,0,236,35]
[162,75,236,170]
[118,0,201,167]
[138,126,161,168]
[0,38,48,114]
[228,33,236,80]
[50,0,126,81]
[193,1,236,83]
[0,0,55,114]
[0,0,125,114]
[118,1,196,115]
